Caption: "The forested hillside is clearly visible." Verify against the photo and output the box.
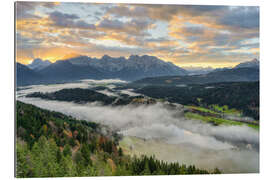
[27,88,117,105]
[135,82,259,120]
[16,101,219,177]
[134,67,259,85]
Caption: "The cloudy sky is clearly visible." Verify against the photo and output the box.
[16,2,259,68]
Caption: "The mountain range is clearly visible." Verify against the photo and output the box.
[65,55,188,78]
[17,55,188,85]
[182,58,259,75]
[16,55,259,86]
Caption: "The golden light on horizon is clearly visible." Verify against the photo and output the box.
[17,52,239,69]
[15,2,259,67]
[178,62,238,69]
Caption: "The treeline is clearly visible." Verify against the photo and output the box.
[26,88,146,106]
[16,101,219,177]
[27,88,117,105]
[196,82,259,120]
[135,82,259,120]
[133,67,259,85]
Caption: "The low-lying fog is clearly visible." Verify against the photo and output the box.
[16,80,259,173]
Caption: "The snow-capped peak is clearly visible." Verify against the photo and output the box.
[55,54,188,76]
[28,58,52,70]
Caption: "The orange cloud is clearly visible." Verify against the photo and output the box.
[16,3,259,68]
[17,46,80,64]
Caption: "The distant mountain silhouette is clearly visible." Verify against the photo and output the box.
[17,55,189,86]
[234,58,259,69]
[16,56,259,86]
[27,58,52,71]
[16,63,43,86]
[134,67,259,85]
[38,60,105,81]
[65,54,188,80]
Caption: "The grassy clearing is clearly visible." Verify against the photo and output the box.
[184,112,259,130]
[209,104,241,116]
[185,105,219,115]
[96,83,109,86]
[185,104,242,117]
[184,112,242,126]
[246,123,259,130]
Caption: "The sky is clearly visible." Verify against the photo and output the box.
[16,2,259,68]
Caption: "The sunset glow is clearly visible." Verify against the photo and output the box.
[16,2,259,68]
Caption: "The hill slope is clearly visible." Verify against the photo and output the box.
[134,67,259,85]
[234,58,259,69]
[16,63,44,86]
[16,101,217,177]
[39,60,106,82]
[134,81,259,120]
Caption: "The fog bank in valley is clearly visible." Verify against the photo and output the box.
[16,81,259,173]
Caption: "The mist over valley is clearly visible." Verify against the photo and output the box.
[16,79,259,173]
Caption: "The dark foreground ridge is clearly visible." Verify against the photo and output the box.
[16,101,220,177]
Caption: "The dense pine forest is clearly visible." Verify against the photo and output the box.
[26,88,145,106]
[26,81,259,121]
[16,101,220,177]
[26,88,117,105]
[134,81,259,120]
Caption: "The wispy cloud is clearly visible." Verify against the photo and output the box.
[16,2,259,67]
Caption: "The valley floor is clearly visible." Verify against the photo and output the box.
[16,79,259,175]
